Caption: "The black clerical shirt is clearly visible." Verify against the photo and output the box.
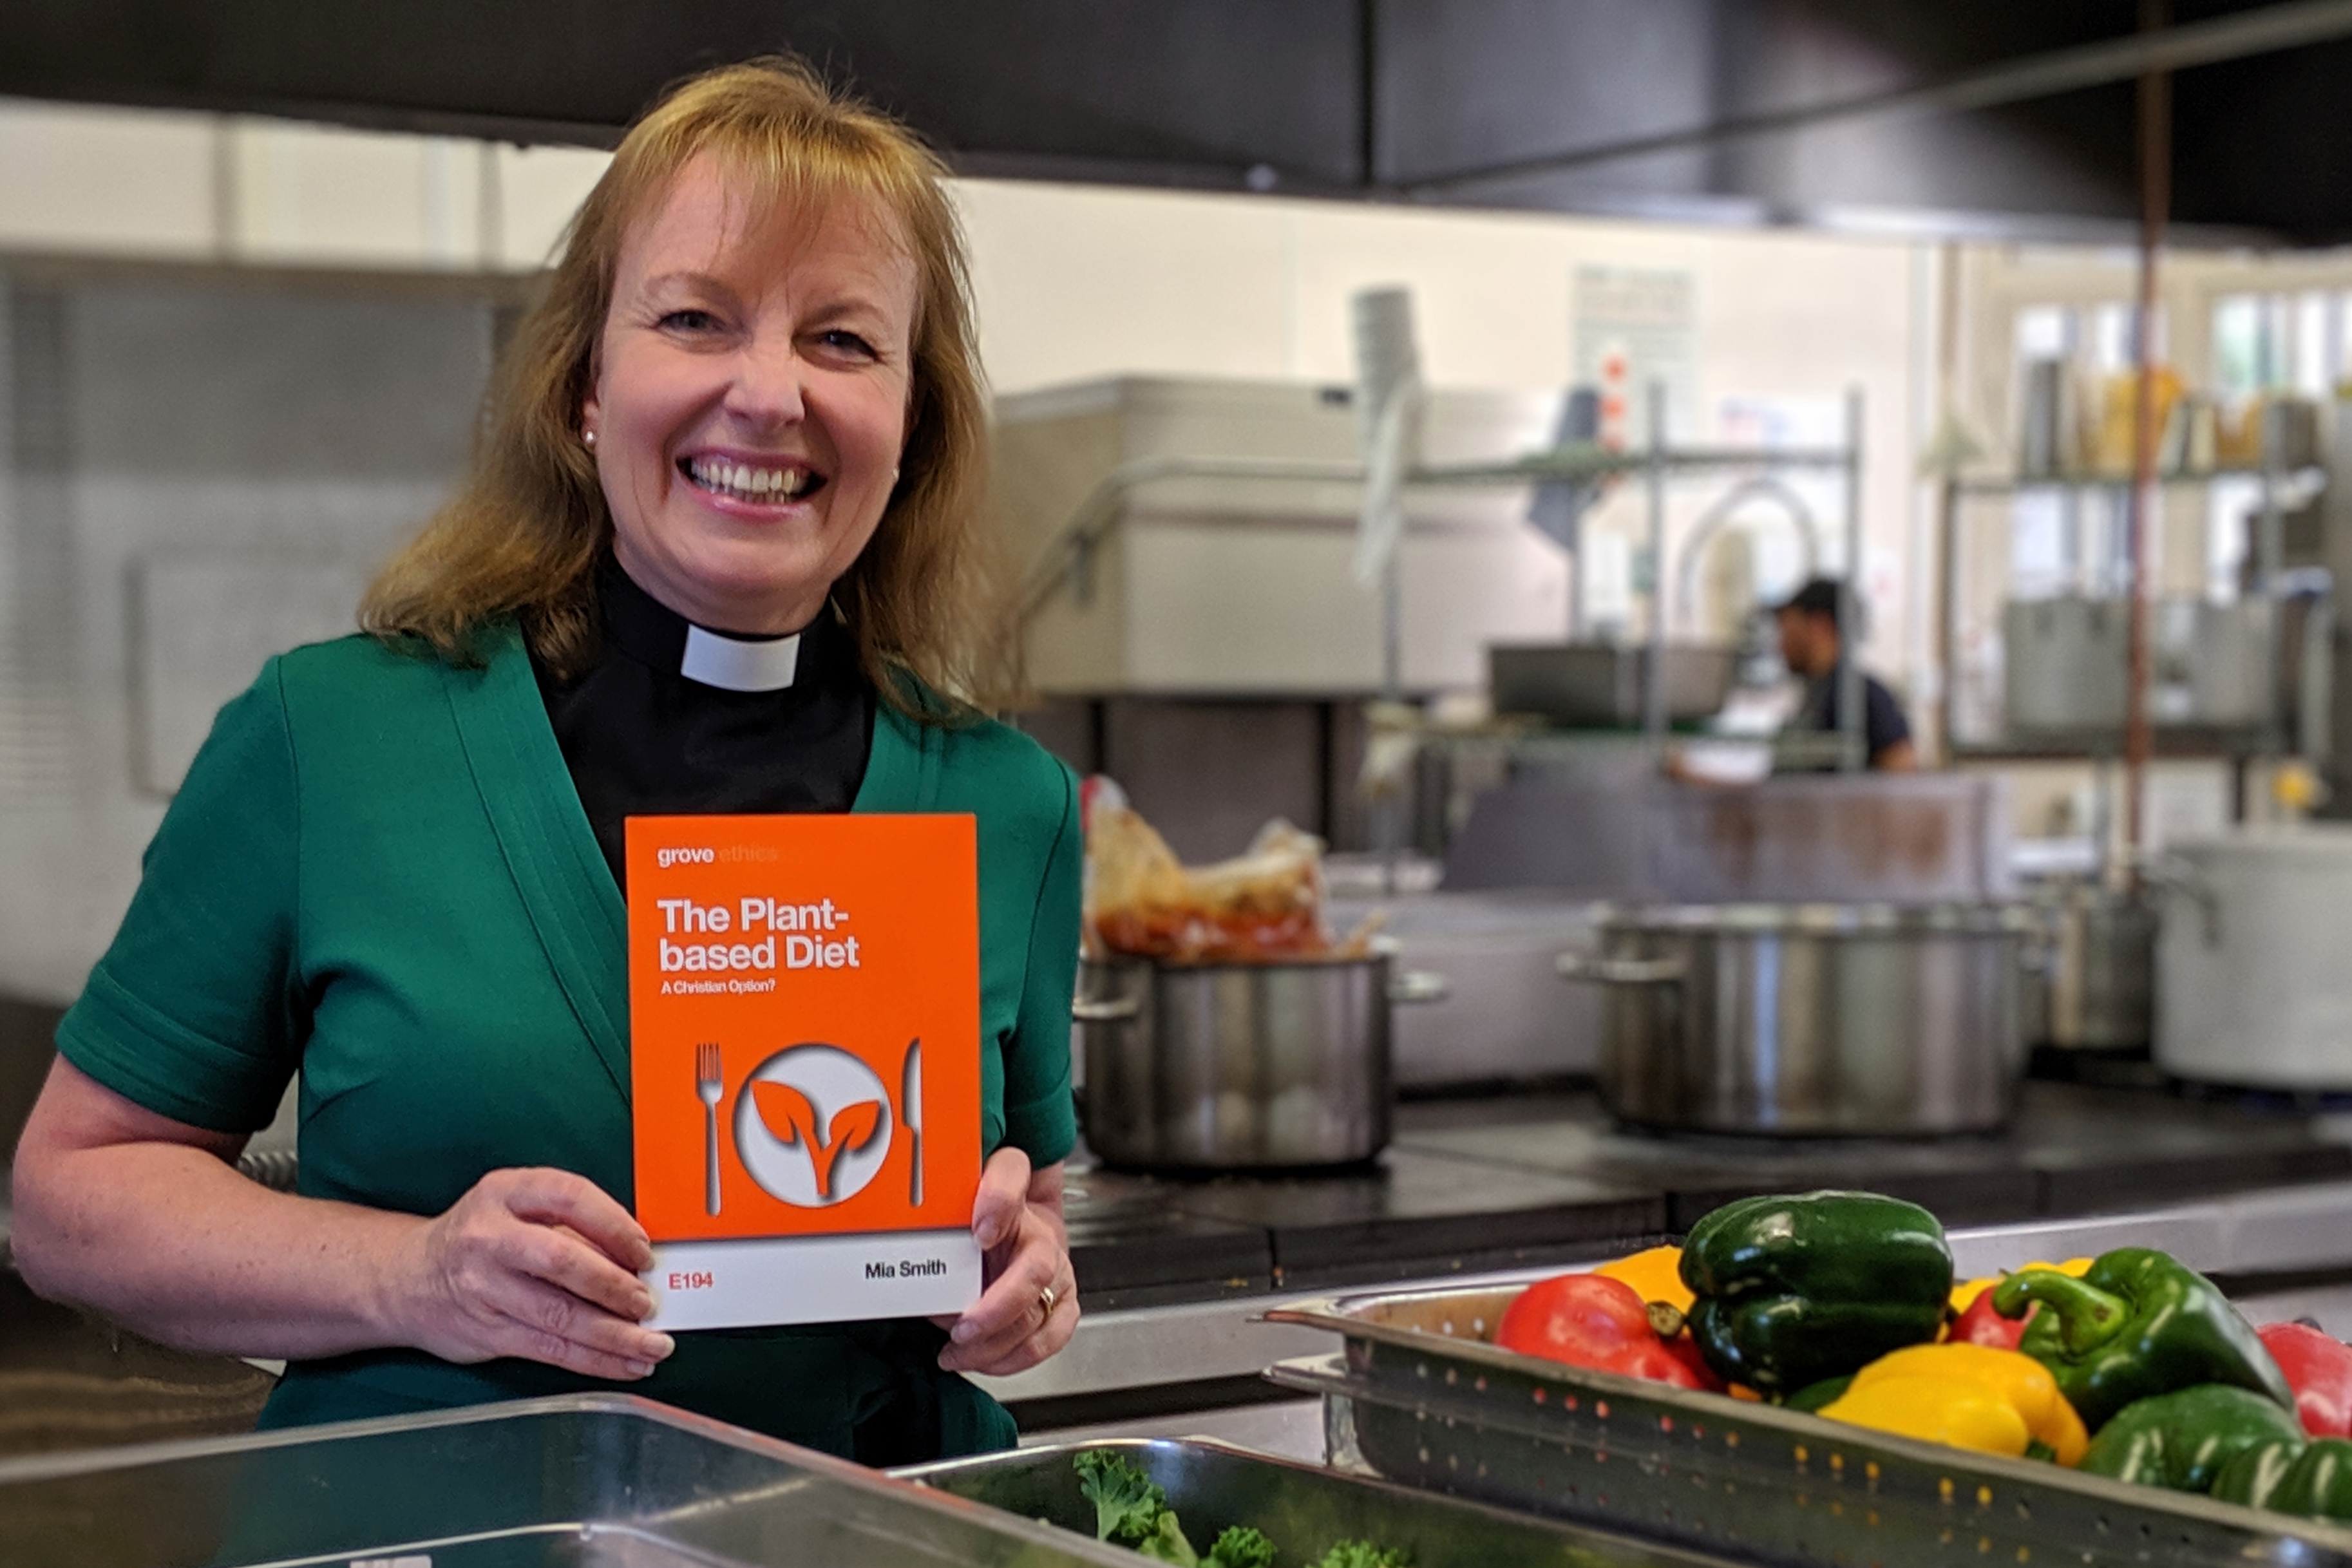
[531,562,875,892]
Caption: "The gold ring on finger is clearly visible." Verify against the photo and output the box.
[1038,1282,1058,1320]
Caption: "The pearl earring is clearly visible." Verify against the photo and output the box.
[583,429,598,448]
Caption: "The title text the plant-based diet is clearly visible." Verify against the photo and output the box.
[654,895,860,974]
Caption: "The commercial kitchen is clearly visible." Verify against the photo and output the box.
[20,5,2352,1565]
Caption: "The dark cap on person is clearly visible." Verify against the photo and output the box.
[1777,577,1850,621]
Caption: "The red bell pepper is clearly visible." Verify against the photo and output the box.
[2259,1321,2352,1439]
[1950,1288,2039,1350]
[1497,1273,1726,1392]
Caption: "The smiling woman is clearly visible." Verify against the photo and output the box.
[361,57,1001,708]
[585,165,918,635]
[8,58,1082,1468]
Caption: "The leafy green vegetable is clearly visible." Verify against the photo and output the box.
[1070,1450,1402,1568]
[1206,1525,1278,1568]
[1134,1511,1199,1565]
[1075,1449,1172,1547]
[1315,1543,1409,1568]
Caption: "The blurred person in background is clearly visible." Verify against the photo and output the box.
[1775,577,1917,771]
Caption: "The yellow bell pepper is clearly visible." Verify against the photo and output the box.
[1592,1245,1694,1314]
[1949,1256,2092,1315]
[1819,1343,2091,1467]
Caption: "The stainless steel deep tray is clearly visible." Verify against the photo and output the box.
[1267,1285,2352,1568]
[903,1436,1739,1567]
[0,1393,1138,1567]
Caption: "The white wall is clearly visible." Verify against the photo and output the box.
[0,99,609,270]
[0,279,495,1004]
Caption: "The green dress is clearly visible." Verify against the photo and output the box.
[54,625,1080,1461]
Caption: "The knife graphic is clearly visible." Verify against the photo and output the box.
[902,1037,924,1207]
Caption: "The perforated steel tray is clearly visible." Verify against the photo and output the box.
[905,1435,1740,1567]
[0,1393,1139,1567]
[1267,1285,2352,1568]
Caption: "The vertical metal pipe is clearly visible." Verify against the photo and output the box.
[1930,240,1962,766]
[1839,386,1866,772]
[1378,541,1403,897]
[2259,403,2287,762]
[1643,381,1669,748]
[2063,487,2086,594]
[2124,0,2171,858]
[1939,473,1962,760]
[1381,548,1402,704]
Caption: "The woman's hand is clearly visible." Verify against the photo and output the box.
[381,1167,676,1381]
[12,1061,676,1372]
[934,1149,1076,1376]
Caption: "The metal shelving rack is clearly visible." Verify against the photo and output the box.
[1936,440,2326,847]
[1939,452,2324,764]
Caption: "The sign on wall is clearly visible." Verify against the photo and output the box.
[1573,265,1696,449]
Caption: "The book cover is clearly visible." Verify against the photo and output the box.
[625,813,983,1330]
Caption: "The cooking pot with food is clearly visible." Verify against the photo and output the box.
[1074,952,1447,1170]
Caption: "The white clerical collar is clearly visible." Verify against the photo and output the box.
[679,623,802,692]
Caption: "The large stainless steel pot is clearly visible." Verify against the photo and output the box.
[1074,953,1446,1170]
[2151,827,2352,1088]
[1559,903,2034,1135]
[2020,879,2156,1050]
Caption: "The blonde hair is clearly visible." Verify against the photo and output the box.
[361,57,1002,717]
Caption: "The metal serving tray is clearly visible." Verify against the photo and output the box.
[904,1436,1739,1567]
[1267,1285,2352,1568]
[1488,643,1740,728]
[0,1393,1137,1568]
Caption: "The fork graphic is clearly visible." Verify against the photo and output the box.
[695,1042,724,1216]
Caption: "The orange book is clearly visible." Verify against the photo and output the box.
[626,813,982,1329]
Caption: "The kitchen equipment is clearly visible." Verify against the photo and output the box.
[1649,772,2016,905]
[2267,394,2326,471]
[2170,598,2278,727]
[1074,951,1445,1169]
[1488,641,1739,728]
[996,376,1570,695]
[1559,902,2034,1135]
[2004,597,2130,732]
[0,1393,1136,1567]
[2152,826,2352,1088]
[906,1437,1736,1567]
[1325,889,1604,1084]
[2004,594,2277,735]
[1442,773,2014,905]
[2018,355,2078,477]
[2021,878,2156,1050]
[1263,1284,2352,1568]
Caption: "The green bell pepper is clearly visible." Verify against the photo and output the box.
[2259,1437,2352,1518]
[1785,1375,1854,1414]
[2078,1385,2308,1493]
[2211,1438,2310,1510]
[1677,1191,1953,1395]
[1991,1249,2294,1432]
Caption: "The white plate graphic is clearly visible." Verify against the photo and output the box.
[732,1043,895,1209]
